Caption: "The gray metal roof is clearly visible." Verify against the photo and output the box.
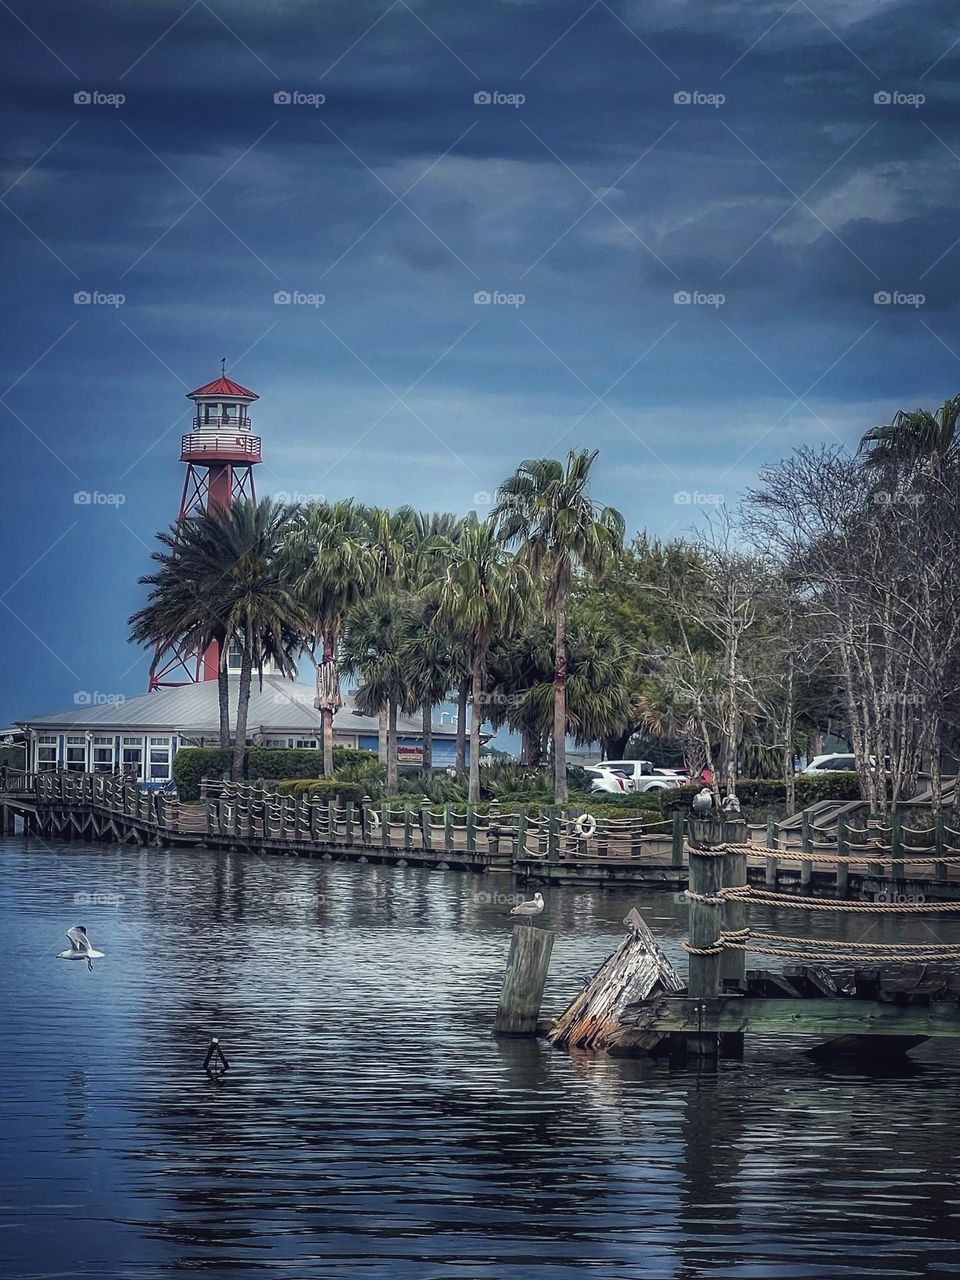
[20,677,452,739]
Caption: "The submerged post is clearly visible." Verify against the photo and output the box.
[494,924,556,1036]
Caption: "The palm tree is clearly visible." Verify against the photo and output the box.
[860,396,960,477]
[197,499,308,780]
[341,591,410,792]
[433,520,531,802]
[493,450,624,803]
[283,500,372,776]
[129,522,234,747]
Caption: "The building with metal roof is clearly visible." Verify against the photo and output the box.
[18,677,460,784]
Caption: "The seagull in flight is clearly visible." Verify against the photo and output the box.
[58,925,105,972]
[510,892,544,917]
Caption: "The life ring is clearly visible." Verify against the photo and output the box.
[368,809,381,832]
[575,813,597,839]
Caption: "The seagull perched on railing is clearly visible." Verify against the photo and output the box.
[58,926,105,972]
[510,892,544,917]
[692,787,714,815]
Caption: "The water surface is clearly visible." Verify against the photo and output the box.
[2,835,960,1279]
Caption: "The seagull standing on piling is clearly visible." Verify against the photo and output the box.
[510,892,544,917]
[58,925,105,972]
[692,787,714,815]
[722,793,741,815]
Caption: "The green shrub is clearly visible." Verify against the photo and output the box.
[275,778,365,804]
[173,748,233,800]
[246,748,324,782]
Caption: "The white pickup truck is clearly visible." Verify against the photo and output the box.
[594,760,688,793]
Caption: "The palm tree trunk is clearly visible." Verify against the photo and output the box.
[218,659,230,750]
[553,601,568,804]
[421,702,433,771]
[378,704,388,763]
[321,629,336,778]
[455,680,468,776]
[387,699,398,792]
[232,641,253,782]
[469,662,482,803]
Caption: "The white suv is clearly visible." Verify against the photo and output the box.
[801,753,858,773]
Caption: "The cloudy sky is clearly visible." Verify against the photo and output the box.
[1,0,957,723]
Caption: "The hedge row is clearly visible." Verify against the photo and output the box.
[658,772,861,815]
[172,745,378,800]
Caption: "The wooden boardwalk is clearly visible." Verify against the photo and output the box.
[5,771,960,899]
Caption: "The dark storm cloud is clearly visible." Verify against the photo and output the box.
[3,0,960,721]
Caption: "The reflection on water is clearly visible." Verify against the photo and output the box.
[1,836,960,1278]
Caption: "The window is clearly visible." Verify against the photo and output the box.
[65,735,86,772]
[149,743,171,780]
[36,734,57,772]
[294,739,318,749]
[121,736,143,778]
[93,737,115,773]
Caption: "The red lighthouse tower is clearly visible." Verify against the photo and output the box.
[147,363,263,691]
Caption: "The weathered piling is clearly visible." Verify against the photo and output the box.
[494,924,556,1036]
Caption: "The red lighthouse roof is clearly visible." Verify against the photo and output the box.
[187,375,259,401]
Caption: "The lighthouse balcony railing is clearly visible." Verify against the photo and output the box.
[181,431,261,461]
[191,414,251,430]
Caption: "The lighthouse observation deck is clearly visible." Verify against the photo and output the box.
[180,429,262,464]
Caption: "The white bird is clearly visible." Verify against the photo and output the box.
[58,925,105,972]
[510,892,544,917]
[692,787,714,815]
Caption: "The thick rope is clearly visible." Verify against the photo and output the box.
[685,840,960,866]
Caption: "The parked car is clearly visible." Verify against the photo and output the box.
[596,760,686,792]
[584,766,631,794]
[801,753,859,773]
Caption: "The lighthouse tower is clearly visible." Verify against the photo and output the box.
[147,363,263,691]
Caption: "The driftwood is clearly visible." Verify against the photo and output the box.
[548,908,682,1052]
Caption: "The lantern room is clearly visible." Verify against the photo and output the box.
[181,373,262,465]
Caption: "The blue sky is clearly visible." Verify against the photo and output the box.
[1,0,958,726]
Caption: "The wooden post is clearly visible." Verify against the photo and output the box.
[764,813,778,889]
[494,924,556,1036]
[671,810,684,868]
[487,801,500,856]
[381,800,390,850]
[515,805,528,868]
[419,802,430,853]
[404,803,413,850]
[935,814,947,882]
[547,806,560,865]
[836,812,849,897]
[891,810,905,886]
[686,818,725,1062]
[719,840,747,1058]
[443,803,453,856]
[361,796,371,845]
[344,800,355,846]
[800,809,813,892]
[465,804,476,854]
